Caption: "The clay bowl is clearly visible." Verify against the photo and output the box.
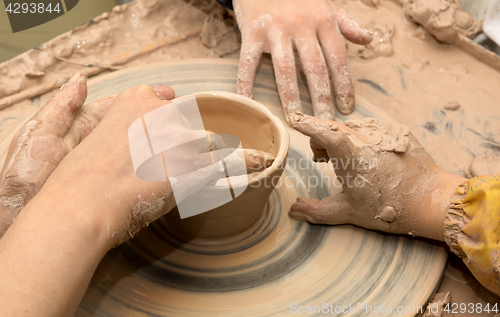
[163,92,289,242]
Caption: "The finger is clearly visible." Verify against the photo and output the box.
[111,85,167,119]
[289,195,354,225]
[33,73,87,137]
[330,4,373,45]
[294,37,336,121]
[62,94,116,150]
[237,38,265,98]
[242,149,275,172]
[318,20,355,115]
[151,85,176,100]
[64,85,174,151]
[205,131,227,151]
[310,139,329,162]
[217,148,274,173]
[288,111,352,153]
[268,33,303,120]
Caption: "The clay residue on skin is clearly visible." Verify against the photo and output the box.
[342,118,410,225]
[0,120,62,202]
[0,194,25,217]
[288,113,413,230]
[358,23,395,59]
[464,152,500,178]
[111,195,167,246]
[344,118,410,152]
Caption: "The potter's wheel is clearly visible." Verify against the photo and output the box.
[6,59,448,316]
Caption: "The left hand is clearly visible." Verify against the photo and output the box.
[288,112,465,240]
[0,73,175,237]
[233,0,372,122]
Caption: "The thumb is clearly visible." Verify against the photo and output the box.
[289,195,355,225]
[330,3,373,45]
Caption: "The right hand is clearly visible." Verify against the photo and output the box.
[233,0,372,122]
[0,74,176,238]
[35,84,273,248]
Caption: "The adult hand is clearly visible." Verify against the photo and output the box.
[234,0,372,122]
[33,84,273,248]
[0,83,275,317]
[0,74,175,237]
[288,112,465,240]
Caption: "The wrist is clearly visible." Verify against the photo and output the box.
[0,185,111,316]
[0,186,26,238]
[411,169,467,241]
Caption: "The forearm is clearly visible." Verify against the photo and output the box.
[0,187,109,317]
[0,204,17,238]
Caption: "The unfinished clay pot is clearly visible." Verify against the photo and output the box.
[163,92,289,241]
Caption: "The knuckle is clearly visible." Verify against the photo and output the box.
[274,59,295,76]
[303,58,327,75]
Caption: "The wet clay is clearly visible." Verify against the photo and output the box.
[339,117,411,228]
[403,0,481,44]
[358,22,395,59]
[0,59,450,316]
[0,0,240,109]
[336,0,500,180]
[0,0,499,307]
[403,0,500,71]
[288,112,451,239]
[465,152,500,178]
[164,93,289,240]
[443,100,460,110]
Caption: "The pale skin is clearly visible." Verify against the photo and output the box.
[0,73,176,237]
[0,75,274,240]
[0,77,276,316]
[233,0,373,122]
[0,82,471,315]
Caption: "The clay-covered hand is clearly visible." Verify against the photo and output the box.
[288,112,465,240]
[36,84,273,248]
[0,74,175,237]
[233,0,372,122]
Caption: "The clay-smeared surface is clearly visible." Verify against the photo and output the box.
[0,60,447,316]
[164,93,289,240]
[1,0,500,310]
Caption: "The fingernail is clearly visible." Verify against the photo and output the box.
[335,88,355,115]
[264,152,275,168]
[60,72,82,90]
